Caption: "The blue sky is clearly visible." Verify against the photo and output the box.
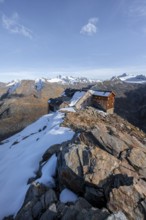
[1,0,146,81]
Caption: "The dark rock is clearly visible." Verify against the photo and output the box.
[22,182,47,206]
[61,207,78,220]
[84,186,105,208]
[62,206,109,220]
[32,201,43,218]
[40,203,57,220]
[3,216,14,220]
[15,209,33,220]
[40,189,58,209]
[56,202,68,219]
[74,197,92,210]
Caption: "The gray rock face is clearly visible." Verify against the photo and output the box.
[15,184,58,220]
[61,206,110,220]
[58,143,120,193]
[107,183,146,220]
[40,189,58,209]
[91,128,128,158]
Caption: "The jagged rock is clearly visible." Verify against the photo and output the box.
[74,197,92,210]
[56,202,68,219]
[42,139,73,163]
[107,183,146,220]
[127,148,146,177]
[58,143,120,192]
[40,203,57,220]
[84,186,105,208]
[32,201,43,218]
[40,189,58,209]
[22,182,47,206]
[61,206,110,220]
[42,144,63,162]
[15,187,58,220]
[91,128,128,158]
[15,209,33,220]
[58,143,122,209]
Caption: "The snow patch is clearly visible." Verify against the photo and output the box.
[107,211,128,220]
[60,188,78,203]
[37,154,57,187]
[90,90,111,97]
[6,80,21,94]
[59,107,76,112]
[35,78,45,91]
[69,91,86,107]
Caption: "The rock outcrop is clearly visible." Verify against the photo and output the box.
[6,107,146,220]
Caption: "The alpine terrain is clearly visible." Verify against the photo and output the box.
[0,87,146,220]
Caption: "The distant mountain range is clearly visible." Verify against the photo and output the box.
[47,75,100,84]
[111,73,146,83]
[0,76,100,94]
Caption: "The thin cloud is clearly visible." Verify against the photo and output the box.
[0,0,5,3]
[80,17,98,36]
[1,12,33,39]
[129,1,146,17]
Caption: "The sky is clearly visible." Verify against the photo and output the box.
[1,0,146,82]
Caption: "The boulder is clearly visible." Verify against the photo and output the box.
[40,203,57,220]
[58,143,121,208]
[40,189,58,209]
[107,183,146,220]
[127,148,146,177]
[91,128,128,158]
[61,206,109,220]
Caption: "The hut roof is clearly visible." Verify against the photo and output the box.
[89,90,115,97]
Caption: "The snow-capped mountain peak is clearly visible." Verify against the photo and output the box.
[47,75,100,84]
[35,78,45,91]
[6,80,21,94]
[112,73,146,84]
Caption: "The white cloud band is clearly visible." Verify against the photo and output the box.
[1,13,33,39]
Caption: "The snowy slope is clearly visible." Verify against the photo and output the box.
[0,112,74,219]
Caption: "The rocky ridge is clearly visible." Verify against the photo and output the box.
[0,79,95,141]
[0,80,65,141]
[6,106,146,220]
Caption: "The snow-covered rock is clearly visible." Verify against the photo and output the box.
[69,91,86,107]
[60,188,78,203]
[6,80,21,94]
[35,78,45,91]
